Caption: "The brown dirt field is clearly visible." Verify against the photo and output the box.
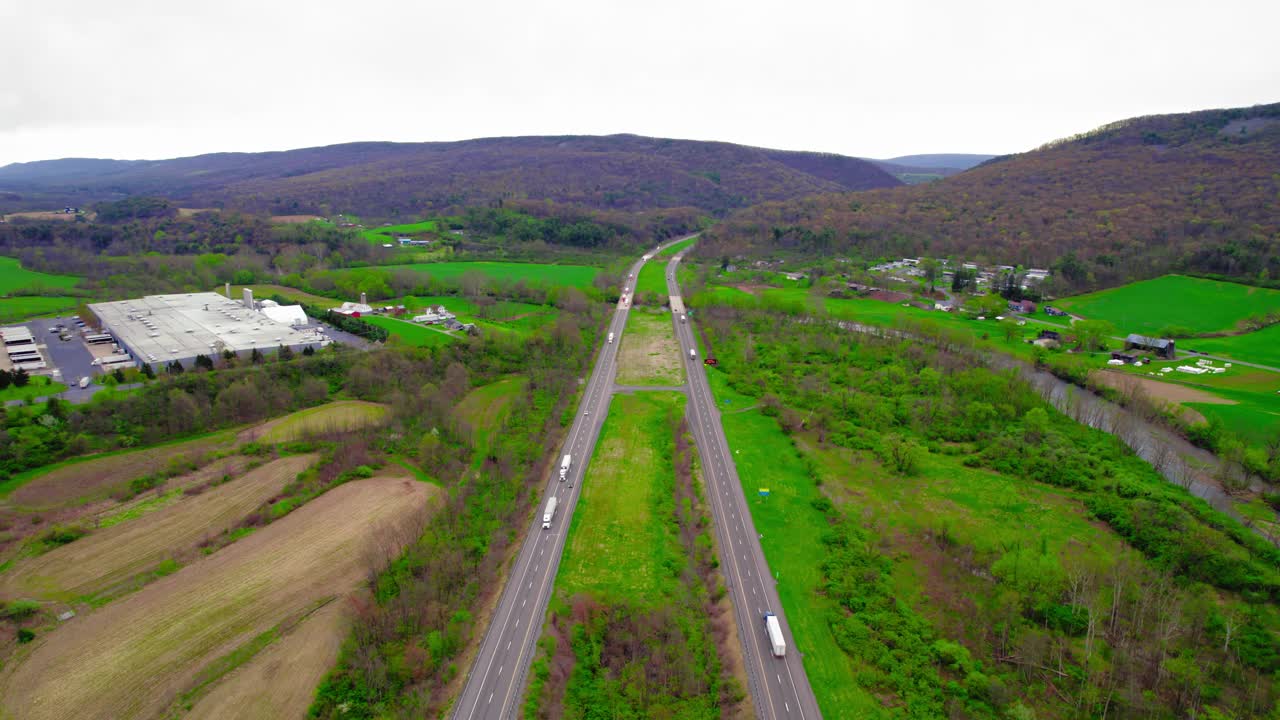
[186,599,349,720]
[7,433,238,510]
[0,457,250,564]
[0,475,434,720]
[1091,370,1236,424]
[4,211,77,222]
[1,455,316,603]
[867,289,912,303]
[269,215,324,224]
[615,311,685,386]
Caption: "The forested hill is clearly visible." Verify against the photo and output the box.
[703,102,1280,292]
[0,135,900,218]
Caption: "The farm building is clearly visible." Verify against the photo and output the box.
[1037,329,1062,341]
[89,292,328,368]
[1008,299,1037,313]
[1124,334,1176,359]
[1110,351,1139,364]
[333,301,374,317]
[413,305,455,324]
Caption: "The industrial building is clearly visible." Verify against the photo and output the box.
[1,325,46,370]
[88,291,328,368]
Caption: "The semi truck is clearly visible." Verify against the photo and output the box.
[542,496,558,529]
[689,348,697,359]
[78,376,90,389]
[608,332,615,344]
[764,612,786,657]
[560,454,572,481]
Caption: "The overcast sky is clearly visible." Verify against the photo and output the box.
[2,0,1277,166]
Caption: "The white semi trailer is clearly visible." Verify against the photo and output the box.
[542,496,558,529]
[764,612,786,657]
[689,348,697,359]
[608,332,615,344]
[560,454,572,481]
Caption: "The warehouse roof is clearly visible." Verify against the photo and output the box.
[89,292,324,363]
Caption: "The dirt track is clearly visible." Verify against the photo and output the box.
[0,476,435,720]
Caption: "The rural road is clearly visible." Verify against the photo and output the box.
[666,252,823,720]
[451,234,697,720]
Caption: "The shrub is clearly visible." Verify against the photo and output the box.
[2,599,41,620]
[17,628,35,643]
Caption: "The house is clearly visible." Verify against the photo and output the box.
[397,237,432,246]
[1008,299,1037,314]
[1044,306,1069,317]
[1037,329,1062,341]
[1125,334,1176,359]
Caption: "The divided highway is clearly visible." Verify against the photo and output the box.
[452,235,693,720]
[666,251,822,720]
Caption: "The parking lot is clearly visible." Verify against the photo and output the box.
[13,316,110,404]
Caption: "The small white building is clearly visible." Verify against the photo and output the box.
[260,304,308,327]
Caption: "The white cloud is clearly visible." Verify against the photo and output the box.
[2,0,1277,164]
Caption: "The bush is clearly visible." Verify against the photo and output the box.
[17,628,35,643]
[1,599,41,620]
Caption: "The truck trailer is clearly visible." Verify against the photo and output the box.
[560,454,572,481]
[764,612,786,657]
[608,332,614,344]
[542,496,558,529]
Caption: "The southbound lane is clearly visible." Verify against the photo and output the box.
[452,235,694,720]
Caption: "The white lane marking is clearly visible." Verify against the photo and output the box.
[528,581,532,589]
[787,702,791,712]
[777,674,782,685]
[522,599,526,607]
[488,692,494,704]
[516,617,521,627]
[506,641,511,650]
[499,666,504,676]
[753,588,757,596]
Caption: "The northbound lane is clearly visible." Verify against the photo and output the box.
[665,250,823,720]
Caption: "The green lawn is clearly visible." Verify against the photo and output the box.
[361,220,439,245]
[556,392,686,603]
[0,256,80,294]
[259,401,389,443]
[0,376,67,404]
[1054,275,1280,336]
[633,261,670,300]
[0,296,82,322]
[374,261,598,289]
[360,315,459,347]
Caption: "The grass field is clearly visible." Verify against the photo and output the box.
[710,399,882,716]
[375,261,598,289]
[361,315,460,347]
[1192,323,1280,368]
[0,256,80,294]
[240,401,388,444]
[0,376,66,404]
[2,431,238,509]
[453,376,526,435]
[0,476,434,720]
[657,236,698,257]
[1102,359,1280,441]
[616,310,685,386]
[634,259,670,299]
[1054,275,1280,335]
[0,296,81,322]
[0,455,316,603]
[186,599,348,720]
[557,392,687,603]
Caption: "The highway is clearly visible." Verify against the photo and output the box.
[665,251,823,720]
[452,235,693,720]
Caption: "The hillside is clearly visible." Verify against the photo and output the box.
[705,103,1280,291]
[0,135,900,219]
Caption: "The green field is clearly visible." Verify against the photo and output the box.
[361,315,459,347]
[657,236,698,257]
[0,296,82,322]
[453,376,527,439]
[0,256,80,294]
[374,261,598,289]
[633,259,670,300]
[1192,324,1280,368]
[0,376,67,404]
[557,392,687,602]
[1055,275,1280,335]
[361,220,438,245]
[256,401,388,443]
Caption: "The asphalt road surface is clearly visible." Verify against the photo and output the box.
[666,251,823,720]
[452,235,696,720]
